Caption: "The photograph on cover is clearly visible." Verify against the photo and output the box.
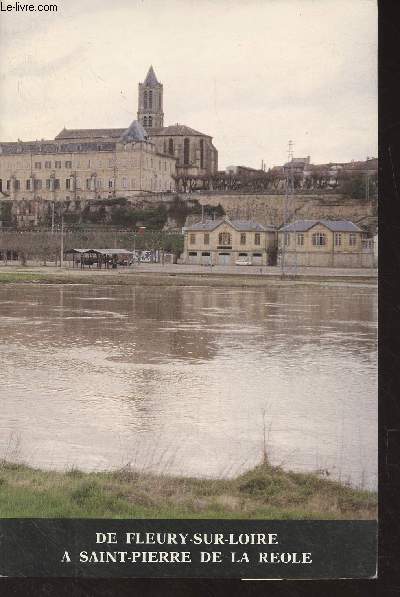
[0,0,377,530]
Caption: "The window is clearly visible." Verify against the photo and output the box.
[55,161,61,169]
[86,179,91,190]
[14,180,20,190]
[122,177,127,189]
[297,233,304,246]
[65,161,72,169]
[54,179,60,190]
[284,233,290,247]
[188,251,197,256]
[108,180,113,188]
[34,179,42,190]
[66,178,71,190]
[96,179,103,189]
[144,91,148,109]
[204,233,210,245]
[168,138,174,155]
[189,233,196,245]
[312,232,326,246]
[184,138,190,165]
[218,232,231,246]
[34,162,41,169]
[143,116,148,127]
[46,179,51,190]
[202,252,210,256]
[240,233,246,245]
[200,139,204,169]
[148,116,153,128]
[148,90,153,109]
[334,233,342,246]
[254,233,261,245]
[75,178,80,189]
[26,179,31,190]
[349,232,357,246]
[45,161,51,169]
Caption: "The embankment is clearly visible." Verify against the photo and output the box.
[0,461,377,519]
[0,267,377,287]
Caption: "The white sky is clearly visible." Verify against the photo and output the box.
[0,0,377,169]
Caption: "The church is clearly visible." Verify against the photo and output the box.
[136,66,218,177]
[55,65,218,179]
[0,66,218,225]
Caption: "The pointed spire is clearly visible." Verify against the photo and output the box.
[144,65,159,86]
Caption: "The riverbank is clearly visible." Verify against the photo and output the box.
[0,461,377,519]
[0,264,377,287]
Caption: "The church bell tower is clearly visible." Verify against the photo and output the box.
[137,66,164,131]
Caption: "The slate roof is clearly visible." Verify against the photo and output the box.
[55,128,125,140]
[280,219,361,232]
[119,120,147,142]
[144,66,160,86]
[150,124,211,138]
[0,140,116,154]
[184,218,275,232]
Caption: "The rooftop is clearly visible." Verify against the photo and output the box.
[151,124,212,138]
[184,218,275,232]
[280,219,362,232]
[143,65,160,87]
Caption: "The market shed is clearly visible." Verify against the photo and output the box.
[65,248,134,269]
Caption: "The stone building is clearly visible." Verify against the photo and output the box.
[0,65,218,226]
[136,66,218,178]
[182,217,276,266]
[0,120,176,226]
[278,219,375,268]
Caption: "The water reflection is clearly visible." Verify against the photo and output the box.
[0,282,377,489]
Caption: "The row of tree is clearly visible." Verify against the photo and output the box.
[0,229,184,265]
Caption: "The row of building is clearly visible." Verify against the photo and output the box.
[0,66,218,212]
[181,217,376,268]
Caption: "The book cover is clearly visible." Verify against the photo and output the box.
[0,0,381,593]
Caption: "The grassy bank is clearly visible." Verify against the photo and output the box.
[0,268,377,287]
[0,461,376,519]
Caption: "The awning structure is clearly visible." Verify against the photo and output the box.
[65,248,135,269]
[65,248,134,255]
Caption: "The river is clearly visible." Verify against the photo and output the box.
[0,282,377,489]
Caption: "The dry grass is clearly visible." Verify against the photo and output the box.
[0,461,377,519]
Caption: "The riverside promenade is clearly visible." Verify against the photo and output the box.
[0,262,377,285]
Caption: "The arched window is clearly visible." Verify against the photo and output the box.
[163,140,167,153]
[168,138,174,155]
[200,139,204,169]
[144,91,148,109]
[218,232,231,246]
[148,116,153,128]
[184,138,190,165]
[149,90,153,109]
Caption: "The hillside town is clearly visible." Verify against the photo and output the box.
[0,66,377,271]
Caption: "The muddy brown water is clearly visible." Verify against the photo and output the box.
[0,282,377,489]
